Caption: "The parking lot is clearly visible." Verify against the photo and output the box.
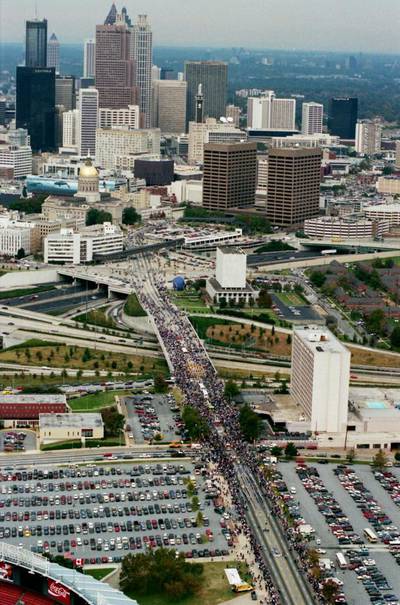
[124,393,181,443]
[0,429,36,453]
[0,460,230,566]
[278,462,400,605]
[271,293,321,323]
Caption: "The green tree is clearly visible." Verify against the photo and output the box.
[122,207,140,225]
[191,496,200,512]
[16,247,25,259]
[258,289,272,308]
[310,271,326,288]
[182,406,209,440]
[365,309,386,335]
[285,442,298,459]
[101,406,125,438]
[322,579,339,603]
[390,326,400,349]
[239,405,263,442]
[224,379,240,401]
[372,449,388,469]
[86,208,112,226]
[154,373,168,393]
[271,446,283,457]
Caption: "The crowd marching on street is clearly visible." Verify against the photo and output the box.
[129,255,316,605]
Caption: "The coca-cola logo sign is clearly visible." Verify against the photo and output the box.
[0,562,12,582]
[47,580,71,605]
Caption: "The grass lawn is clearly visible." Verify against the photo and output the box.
[69,390,128,411]
[189,317,236,340]
[126,561,249,605]
[349,346,400,368]
[0,343,167,375]
[275,292,306,307]
[124,294,147,317]
[84,568,115,581]
[41,437,122,451]
[170,291,208,313]
[205,323,291,357]
[0,284,55,300]
[74,307,117,330]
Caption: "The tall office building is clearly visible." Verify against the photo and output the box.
[95,20,136,109]
[26,19,47,67]
[226,104,241,127]
[104,3,118,25]
[291,327,350,435]
[247,92,296,130]
[84,39,96,78]
[202,142,257,211]
[78,88,98,158]
[195,84,204,123]
[266,147,322,226]
[328,97,358,139]
[188,118,244,164]
[16,67,55,152]
[301,102,323,135]
[152,80,187,134]
[132,15,153,128]
[99,105,140,130]
[62,109,79,149]
[355,120,382,155]
[47,33,60,73]
[55,76,75,112]
[184,61,228,125]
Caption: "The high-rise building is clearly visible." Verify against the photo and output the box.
[202,142,257,211]
[55,76,75,112]
[328,97,358,139]
[47,33,60,73]
[152,80,187,134]
[0,98,6,126]
[301,102,323,135]
[99,105,140,130]
[291,326,350,435]
[84,39,96,79]
[95,20,136,109]
[95,127,160,171]
[132,15,153,128]
[188,118,245,164]
[104,3,118,25]
[26,19,48,67]
[396,141,400,170]
[62,109,80,149]
[247,92,296,130]
[195,84,204,124]
[226,104,241,127]
[16,67,56,152]
[355,119,382,155]
[78,88,98,158]
[151,65,161,81]
[266,147,322,226]
[184,61,228,126]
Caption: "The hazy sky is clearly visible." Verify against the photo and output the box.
[0,0,399,53]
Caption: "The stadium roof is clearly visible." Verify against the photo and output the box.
[0,542,139,605]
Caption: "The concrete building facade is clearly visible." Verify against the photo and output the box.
[301,102,324,135]
[152,80,187,134]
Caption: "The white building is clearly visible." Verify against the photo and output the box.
[62,109,80,149]
[168,180,203,205]
[365,202,400,227]
[47,33,60,73]
[291,326,351,436]
[247,91,296,130]
[152,80,187,134]
[99,105,140,131]
[206,246,258,305]
[44,222,123,264]
[257,156,268,195]
[0,145,32,179]
[301,102,324,135]
[271,133,340,149]
[188,118,245,164]
[95,127,160,171]
[78,88,99,158]
[39,413,104,444]
[132,14,153,128]
[304,216,390,239]
[0,217,33,256]
[184,228,243,249]
[355,120,382,155]
[83,39,96,79]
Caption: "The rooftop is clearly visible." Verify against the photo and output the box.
[294,326,349,355]
[0,394,66,404]
[218,246,245,255]
[39,413,103,429]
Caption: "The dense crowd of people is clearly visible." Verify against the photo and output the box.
[130,256,315,605]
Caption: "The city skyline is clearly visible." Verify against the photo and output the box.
[1,0,400,53]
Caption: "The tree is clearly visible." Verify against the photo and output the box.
[182,406,209,440]
[346,449,355,463]
[372,449,388,470]
[390,326,400,349]
[322,579,339,604]
[258,289,272,308]
[191,496,199,512]
[239,405,263,442]
[219,298,227,309]
[101,406,125,438]
[122,207,140,225]
[154,373,168,393]
[224,379,240,401]
[286,334,292,345]
[285,442,298,459]
[271,446,283,457]
[395,452,400,462]
[86,208,112,226]
[310,271,326,288]
[16,247,25,259]
[365,309,386,336]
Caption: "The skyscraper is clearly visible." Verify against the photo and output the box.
[47,33,60,73]
[104,3,118,25]
[132,15,153,128]
[78,88,99,158]
[152,80,187,134]
[95,19,136,109]
[202,142,257,211]
[328,97,358,139]
[195,84,204,124]
[355,120,382,155]
[84,39,96,79]
[266,147,322,226]
[16,67,56,151]
[55,76,75,112]
[247,92,296,130]
[26,19,48,67]
[184,61,228,126]
[301,102,323,135]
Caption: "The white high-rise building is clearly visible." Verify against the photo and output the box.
[47,33,60,73]
[95,127,160,170]
[0,145,32,179]
[291,326,351,435]
[62,109,80,149]
[355,119,382,155]
[152,80,187,134]
[83,39,96,79]
[78,88,98,158]
[151,65,161,80]
[247,91,296,130]
[301,102,324,135]
[132,15,153,128]
[188,118,245,164]
[98,105,140,130]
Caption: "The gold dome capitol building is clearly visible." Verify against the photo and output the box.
[76,158,101,203]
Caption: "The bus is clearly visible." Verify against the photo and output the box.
[364,528,378,543]
[336,552,348,569]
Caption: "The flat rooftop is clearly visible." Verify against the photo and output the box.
[0,394,66,404]
[39,413,103,428]
[218,246,245,254]
[294,326,349,355]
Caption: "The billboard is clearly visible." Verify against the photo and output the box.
[0,562,13,582]
[47,579,71,605]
